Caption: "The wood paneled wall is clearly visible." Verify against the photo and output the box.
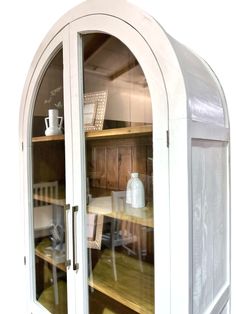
[33,141,65,184]
[86,135,153,198]
[32,134,153,202]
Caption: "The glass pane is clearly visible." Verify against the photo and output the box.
[192,140,228,314]
[83,34,154,314]
[31,49,67,314]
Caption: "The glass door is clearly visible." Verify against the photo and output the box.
[31,48,68,314]
[82,33,154,314]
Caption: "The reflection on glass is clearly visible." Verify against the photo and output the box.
[31,49,67,314]
[83,34,154,314]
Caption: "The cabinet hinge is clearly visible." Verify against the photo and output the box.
[166,130,169,147]
[66,260,71,267]
[24,256,26,265]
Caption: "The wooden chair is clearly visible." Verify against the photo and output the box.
[33,181,60,304]
[33,181,58,206]
[33,181,59,237]
[102,191,143,281]
[87,213,104,291]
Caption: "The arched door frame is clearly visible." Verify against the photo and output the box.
[69,13,171,313]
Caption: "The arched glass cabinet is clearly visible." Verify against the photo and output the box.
[20,1,230,313]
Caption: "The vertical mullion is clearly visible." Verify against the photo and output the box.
[63,25,77,314]
[70,28,89,314]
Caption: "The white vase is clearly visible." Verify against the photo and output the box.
[45,109,63,136]
[130,173,145,208]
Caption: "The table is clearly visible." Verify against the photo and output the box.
[88,196,153,228]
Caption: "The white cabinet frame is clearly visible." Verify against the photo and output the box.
[20,1,230,313]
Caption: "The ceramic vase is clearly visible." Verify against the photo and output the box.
[45,109,63,136]
[126,174,134,204]
[126,172,145,208]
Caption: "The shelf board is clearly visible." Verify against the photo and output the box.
[32,125,152,143]
[32,134,64,143]
[35,248,66,272]
[90,249,154,314]
[35,247,154,313]
[85,125,152,140]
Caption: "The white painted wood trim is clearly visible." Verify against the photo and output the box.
[63,26,78,314]
[169,117,190,313]
[189,121,230,141]
[69,30,89,314]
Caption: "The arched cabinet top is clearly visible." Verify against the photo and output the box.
[169,36,228,127]
[20,0,229,136]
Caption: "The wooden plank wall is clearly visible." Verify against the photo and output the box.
[32,141,65,184]
[86,135,153,199]
[32,135,153,202]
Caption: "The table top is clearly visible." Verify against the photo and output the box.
[88,196,153,228]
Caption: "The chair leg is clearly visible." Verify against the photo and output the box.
[111,220,118,281]
[136,225,143,273]
[88,248,94,292]
[141,226,148,258]
[111,245,118,281]
[52,264,59,305]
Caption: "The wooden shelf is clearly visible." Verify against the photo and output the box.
[36,247,154,313]
[90,249,154,314]
[32,125,152,143]
[32,134,64,143]
[85,125,152,140]
[35,247,66,272]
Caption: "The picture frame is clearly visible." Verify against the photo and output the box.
[84,90,108,131]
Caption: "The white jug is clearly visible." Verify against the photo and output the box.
[127,172,145,208]
[45,109,63,136]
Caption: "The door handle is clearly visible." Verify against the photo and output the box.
[72,206,79,271]
[64,204,71,268]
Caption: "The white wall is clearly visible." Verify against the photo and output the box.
[0,0,234,313]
